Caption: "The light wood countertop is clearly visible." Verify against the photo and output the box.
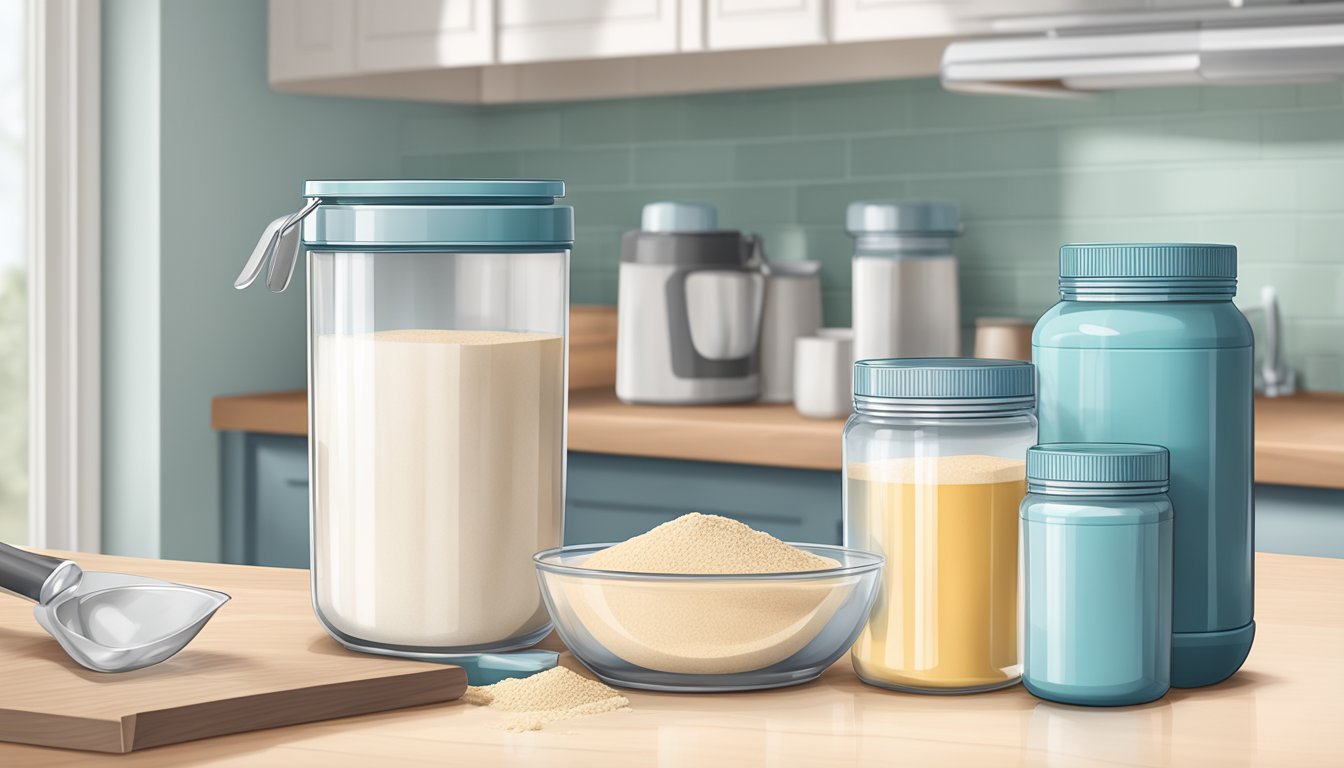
[1251,392,1344,489]
[2,550,1340,766]
[212,388,1344,489]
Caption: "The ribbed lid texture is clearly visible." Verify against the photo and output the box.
[853,358,1034,400]
[1027,443,1169,485]
[1060,243,1236,279]
[304,179,565,201]
[846,200,960,236]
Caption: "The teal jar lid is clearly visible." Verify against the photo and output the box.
[1059,243,1236,300]
[304,179,564,203]
[846,200,960,237]
[853,358,1034,408]
[1027,443,1170,492]
[301,179,574,250]
[1061,243,1235,279]
[641,201,719,233]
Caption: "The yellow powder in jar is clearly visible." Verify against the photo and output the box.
[847,455,1025,692]
[570,513,847,674]
[463,666,629,732]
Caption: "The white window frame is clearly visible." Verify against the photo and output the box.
[26,0,100,552]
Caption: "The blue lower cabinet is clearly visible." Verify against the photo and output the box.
[221,434,1344,566]
[220,437,844,568]
[565,452,843,546]
[220,435,1344,567]
[221,432,310,568]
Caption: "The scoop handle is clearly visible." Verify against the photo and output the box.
[0,543,82,604]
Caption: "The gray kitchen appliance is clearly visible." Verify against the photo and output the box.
[616,202,765,404]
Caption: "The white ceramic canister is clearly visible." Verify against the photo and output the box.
[848,201,961,362]
[760,261,823,403]
[793,328,854,420]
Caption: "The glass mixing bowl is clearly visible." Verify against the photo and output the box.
[534,543,884,692]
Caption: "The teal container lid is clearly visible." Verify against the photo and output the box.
[301,179,574,250]
[853,358,1034,404]
[1059,243,1237,300]
[1027,443,1170,491]
[304,179,565,203]
[1060,243,1236,279]
[846,200,960,237]
[641,201,719,233]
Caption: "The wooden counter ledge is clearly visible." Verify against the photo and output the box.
[213,388,1344,490]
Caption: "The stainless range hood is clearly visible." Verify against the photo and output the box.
[942,1,1344,95]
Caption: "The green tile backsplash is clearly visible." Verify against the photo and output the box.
[400,77,1344,391]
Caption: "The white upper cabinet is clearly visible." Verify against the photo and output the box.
[831,1,981,44]
[354,0,493,72]
[267,0,963,103]
[706,0,827,51]
[497,0,680,64]
[270,0,355,82]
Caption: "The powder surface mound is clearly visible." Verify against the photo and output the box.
[582,512,839,574]
[847,454,1026,485]
[462,666,629,732]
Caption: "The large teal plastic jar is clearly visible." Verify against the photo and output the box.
[1033,243,1253,689]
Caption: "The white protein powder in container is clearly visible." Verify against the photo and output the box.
[313,329,563,649]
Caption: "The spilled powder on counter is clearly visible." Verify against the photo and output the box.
[569,513,846,675]
[463,666,629,732]
[583,512,839,574]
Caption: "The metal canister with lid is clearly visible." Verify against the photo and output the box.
[1021,443,1173,707]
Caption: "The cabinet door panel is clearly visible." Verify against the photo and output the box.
[498,0,679,64]
[251,436,311,569]
[270,0,355,82]
[355,0,493,72]
[707,0,826,52]
[831,0,977,43]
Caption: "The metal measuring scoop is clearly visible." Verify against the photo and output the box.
[0,543,230,673]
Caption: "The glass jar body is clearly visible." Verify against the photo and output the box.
[307,249,569,657]
[843,408,1036,693]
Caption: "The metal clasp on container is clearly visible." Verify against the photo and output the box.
[234,197,322,293]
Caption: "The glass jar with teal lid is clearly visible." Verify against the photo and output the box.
[1021,443,1173,707]
[844,358,1036,694]
[1033,243,1253,689]
[236,180,573,659]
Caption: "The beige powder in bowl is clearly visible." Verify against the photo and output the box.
[564,513,852,675]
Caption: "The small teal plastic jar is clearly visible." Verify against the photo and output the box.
[1021,443,1173,707]
[1034,243,1253,689]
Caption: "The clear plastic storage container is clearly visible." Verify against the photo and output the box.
[237,179,573,658]
[843,358,1036,693]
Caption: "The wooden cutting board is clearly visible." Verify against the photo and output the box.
[0,551,466,754]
